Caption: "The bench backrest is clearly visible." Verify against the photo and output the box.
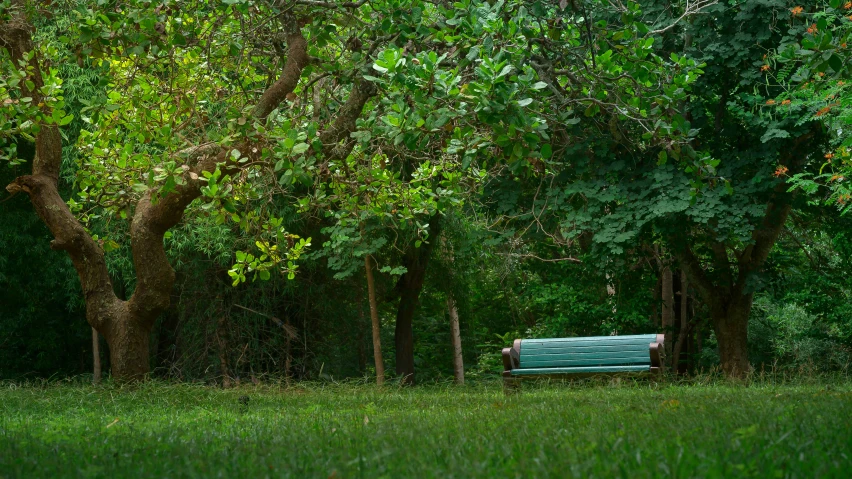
[519,334,658,369]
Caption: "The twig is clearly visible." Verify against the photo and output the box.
[234,303,298,338]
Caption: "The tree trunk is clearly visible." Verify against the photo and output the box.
[357,291,367,375]
[285,315,292,383]
[365,255,385,385]
[661,266,674,359]
[447,295,464,385]
[650,274,661,328]
[395,284,418,384]
[711,297,752,377]
[393,225,439,384]
[102,317,152,380]
[217,312,231,388]
[92,328,101,384]
[671,272,689,374]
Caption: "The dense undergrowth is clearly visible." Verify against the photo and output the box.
[2,376,851,478]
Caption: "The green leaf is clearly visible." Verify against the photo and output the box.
[292,143,310,155]
[828,55,843,73]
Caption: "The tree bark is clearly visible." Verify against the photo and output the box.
[217,312,231,388]
[661,266,674,359]
[671,272,689,374]
[365,255,385,385]
[285,315,292,383]
[357,289,367,375]
[101,311,152,380]
[92,328,101,384]
[709,296,752,377]
[447,295,464,385]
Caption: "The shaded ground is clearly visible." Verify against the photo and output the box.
[1,378,851,478]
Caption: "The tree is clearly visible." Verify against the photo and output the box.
[468,0,830,376]
[1,1,374,380]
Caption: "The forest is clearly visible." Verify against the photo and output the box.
[3,1,852,477]
[3,0,852,384]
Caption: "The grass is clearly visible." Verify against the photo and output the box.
[1,377,851,478]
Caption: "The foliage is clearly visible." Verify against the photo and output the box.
[750,296,851,369]
[772,1,852,211]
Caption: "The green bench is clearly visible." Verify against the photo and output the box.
[502,334,665,390]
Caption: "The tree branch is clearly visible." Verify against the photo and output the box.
[3,13,119,329]
[672,242,719,309]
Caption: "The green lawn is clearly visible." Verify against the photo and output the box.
[1,379,851,478]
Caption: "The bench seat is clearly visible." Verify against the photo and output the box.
[502,334,665,387]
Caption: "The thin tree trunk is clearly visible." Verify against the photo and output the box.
[365,255,385,385]
[672,272,690,374]
[285,315,292,384]
[661,266,674,360]
[651,274,661,328]
[92,328,101,384]
[357,291,367,374]
[217,313,231,388]
[447,295,464,385]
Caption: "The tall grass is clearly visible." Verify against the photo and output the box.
[1,377,851,478]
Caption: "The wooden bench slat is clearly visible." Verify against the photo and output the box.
[520,342,652,353]
[520,351,650,368]
[521,338,654,348]
[521,334,656,344]
[521,358,650,368]
[520,348,651,357]
[518,356,649,367]
[510,364,651,375]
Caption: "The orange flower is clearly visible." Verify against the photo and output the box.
[766,99,776,105]
[845,2,852,9]
[774,165,789,177]
[782,99,791,105]
[826,153,835,160]
[838,194,851,205]
[848,15,852,21]
[808,23,818,34]
[816,106,832,116]
[830,175,843,182]
[761,64,771,71]
[840,81,847,86]
[791,6,804,15]
[818,72,826,77]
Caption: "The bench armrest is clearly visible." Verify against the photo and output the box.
[649,333,665,374]
[501,339,521,377]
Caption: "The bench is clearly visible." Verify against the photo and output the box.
[502,334,665,390]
